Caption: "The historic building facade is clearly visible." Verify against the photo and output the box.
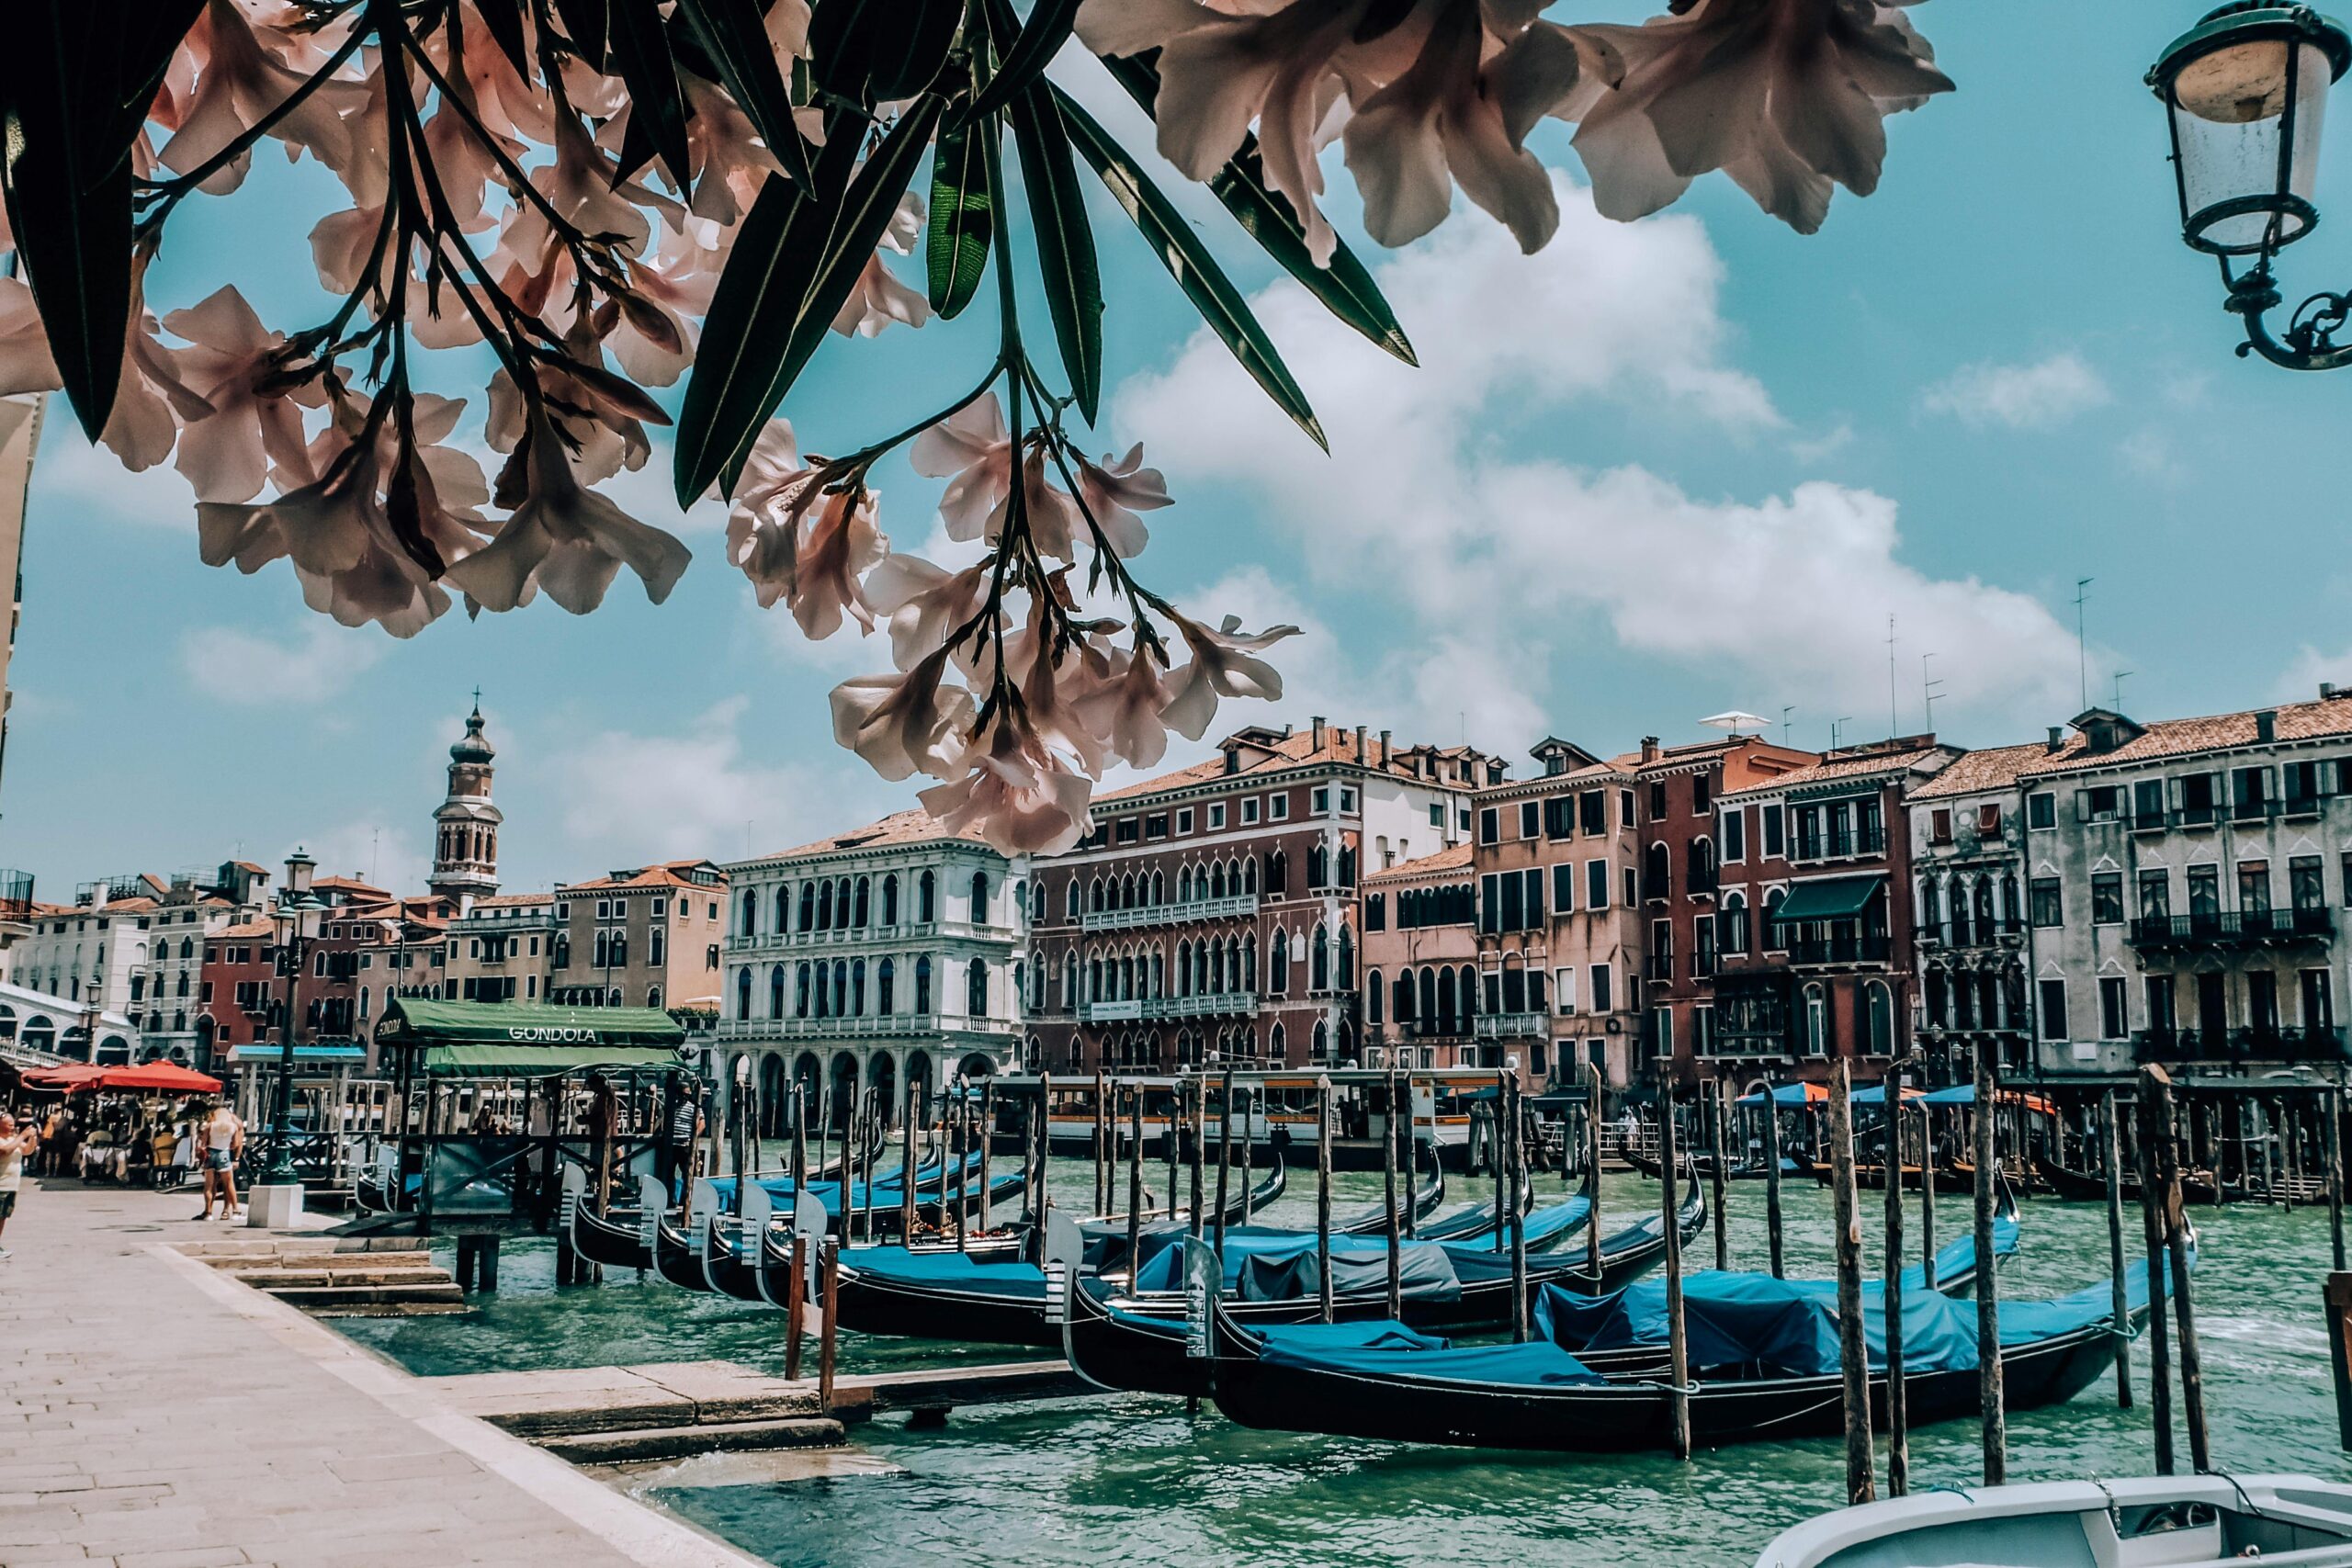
[1700,738,1958,1084]
[715,810,1023,1134]
[549,861,728,1012]
[1905,742,2039,1082]
[1027,721,1491,1075]
[443,894,557,1004]
[1362,845,1480,1073]
[427,704,502,913]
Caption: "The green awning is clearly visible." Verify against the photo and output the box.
[377,998,685,1077]
[1769,874,1885,923]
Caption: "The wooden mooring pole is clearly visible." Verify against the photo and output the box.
[784,1232,807,1382]
[1033,1072,1051,1223]
[1317,1073,1335,1325]
[1764,1078,1786,1279]
[1661,1063,1690,1462]
[818,1236,839,1414]
[1126,1080,1144,1271]
[1917,1100,1935,1281]
[901,1081,919,1242]
[2100,1089,2132,1409]
[1094,1068,1110,1217]
[1188,1076,1205,1237]
[1711,1077,1731,1273]
[951,1087,967,1254]
[2328,1088,2346,1272]
[1215,1069,1235,1263]
[1509,1073,1529,1344]
[1973,1047,2006,1485]
[1884,1053,1917,1498]
[1829,1058,1873,1505]
[2151,1069,2211,1472]
[1585,1060,1604,1286]
[1385,1066,1402,1322]
[978,1079,995,1233]
[2137,1067,2177,1474]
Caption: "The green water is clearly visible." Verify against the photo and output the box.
[333,1161,2352,1565]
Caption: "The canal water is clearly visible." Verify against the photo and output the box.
[333,1160,2352,1565]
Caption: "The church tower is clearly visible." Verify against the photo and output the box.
[429,699,502,913]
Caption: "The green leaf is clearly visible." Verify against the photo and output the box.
[673,100,946,505]
[469,0,532,79]
[1099,52,1413,367]
[673,0,813,193]
[809,0,963,105]
[925,117,994,320]
[966,0,1082,122]
[604,0,692,187]
[1053,87,1321,451]
[1003,74,1102,422]
[0,0,203,442]
[549,0,611,66]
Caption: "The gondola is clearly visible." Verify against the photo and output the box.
[658,1161,1031,1293]
[1332,1141,1447,1235]
[2034,1150,2221,1207]
[1201,1256,2165,1454]
[1626,1147,1792,1183]
[1753,1472,2352,1568]
[1061,1180,1705,1396]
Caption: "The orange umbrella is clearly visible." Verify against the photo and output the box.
[96,1063,222,1094]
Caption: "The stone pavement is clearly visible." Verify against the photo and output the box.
[0,1179,769,1568]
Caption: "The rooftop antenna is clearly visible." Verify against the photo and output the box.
[1781,706,1795,747]
[1922,653,1945,733]
[1886,614,1899,737]
[370,828,379,886]
[2113,671,2133,710]
[2074,577,2093,713]
[1830,716,1855,750]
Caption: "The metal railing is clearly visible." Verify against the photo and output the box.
[712,1011,1014,1040]
[725,918,1020,954]
[1792,827,1887,862]
[1781,931,1894,965]
[1917,916,2025,948]
[2126,908,2335,946]
[2132,1024,2349,1064]
[1080,892,1259,932]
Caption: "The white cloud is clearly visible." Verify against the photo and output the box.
[1789,422,1856,464]
[2118,427,2189,487]
[32,433,198,527]
[545,696,896,866]
[1920,352,2110,430]
[300,820,428,895]
[2277,646,2352,704]
[1116,175,2080,733]
[179,621,387,705]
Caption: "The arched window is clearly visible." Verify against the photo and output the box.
[1271,931,1289,993]
[1722,891,1750,954]
[1367,969,1385,1025]
[814,963,831,1019]
[882,873,900,926]
[1210,862,1227,898]
[594,931,610,968]
[878,956,897,1014]
[851,958,867,1016]
[915,955,933,1013]
[1925,967,1949,1028]
[1243,933,1258,990]
[971,872,990,923]
[1863,980,1894,1055]
[1310,922,1329,990]
[1394,969,1415,1023]
[1804,983,1829,1055]
[817,881,834,931]
[919,870,937,923]
[768,964,785,1018]
[1999,874,2019,926]
[646,986,662,1010]
[1149,869,1164,905]
[1918,878,1942,930]
[796,962,812,1017]
[1266,851,1286,897]
[181,937,196,961]
[1419,966,1437,1024]
[1973,875,1996,926]
[739,889,758,937]
[967,959,989,1017]
[176,971,189,997]
[1307,843,1328,888]
[1089,956,1103,1003]
[1312,1019,1329,1061]
[1269,1021,1286,1061]
[1764,887,1787,952]
[854,876,871,929]
[1244,857,1260,895]
[1437,966,1457,1032]
[799,884,817,930]
[775,884,792,931]
[737,968,754,1020]
[1066,878,1080,919]
[1338,925,1355,987]
[1644,840,1670,902]
[1176,940,1193,996]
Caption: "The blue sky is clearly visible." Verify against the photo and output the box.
[6,2,2346,901]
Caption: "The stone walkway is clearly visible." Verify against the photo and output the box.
[0,1179,767,1568]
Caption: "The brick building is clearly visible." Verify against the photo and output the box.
[550,861,728,1013]
[1362,845,1479,1073]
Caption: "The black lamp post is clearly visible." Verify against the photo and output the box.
[2153,4,2352,367]
[262,893,325,1185]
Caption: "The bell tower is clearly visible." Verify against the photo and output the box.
[428,695,502,913]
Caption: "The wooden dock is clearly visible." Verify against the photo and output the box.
[430,1356,1099,1462]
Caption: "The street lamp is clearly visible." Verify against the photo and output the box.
[2152,4,2352,367]
[262,892,326,1185]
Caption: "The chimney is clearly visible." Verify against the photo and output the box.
[1640,736,1660,765]
[2324,682,2341,701]
[2046,727,2064,753]
[1222,741,1241,775]
[1312,716,1328,750]
[1355,724,1367,764]
[1379,728,1392,766]
[2256,708,2278,743]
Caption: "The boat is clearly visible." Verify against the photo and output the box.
[1332,1141,1446,1235]
[1199,1255,2165,1454]
[1060,1182,1703,1397]
[1751,1473,2352,1568]
[1627,1147,1793,1183]
[2034,1150,2222,1207]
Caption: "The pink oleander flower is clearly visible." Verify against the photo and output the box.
[0,279,61,397]
[726,420,822,609]
[159,0,379,201]
[831,193,932,338]
[446,410,689,615]
[910,393,1013,541]
[1345,5,1618,252]
[1071,444,1171,559]
[0,276,214,471]
[831,647,975,783]
[1075,637,1178,771]
[791,485,887,639]
[165,285,311,503]
[1568,0,1952,235]
[484,354,656,486]
[1160,612,1300,740]
[1078,0,1373,266]
[919,705,1097,856]
[865,554,989,673]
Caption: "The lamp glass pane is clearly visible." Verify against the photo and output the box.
[2173,38,2333,253]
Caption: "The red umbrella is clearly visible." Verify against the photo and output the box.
[94,1062,223,1094]
[18,1064,107,1089]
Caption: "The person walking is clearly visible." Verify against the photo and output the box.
[0,1111,38,1259]
[195,1099,244,1222]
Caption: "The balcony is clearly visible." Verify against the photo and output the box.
[1782,931,1893,966]
[1080,892,1259,933]
[1686,863,1718,897]
[1146,991,1256,1021]
[2132,1025,2349,1066]
[713,1011,1013,1042]
[2126,908,2334,949]
[1644,953,1676,982]
[1917,916,2025,950]
[1474,1010,1548,1040]
[1791,827,1888,863]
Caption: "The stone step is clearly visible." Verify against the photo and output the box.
[230,1265,454,1289]
[538,1417,847,1465]
[261,1281,468,1308]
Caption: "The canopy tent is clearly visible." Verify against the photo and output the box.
[1849,1083,1924,1106]
[375,998,684,1077]
[1766,874,1885,924]
[1735,1083,1829,1108]
[18,1062,220,1094]
[1916,1084,2057,1117]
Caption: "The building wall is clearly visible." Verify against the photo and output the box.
[1362,860,1480,1073]
[1908,784,2032,1082]
[444,898,557,1003]
[550,866,728,1011]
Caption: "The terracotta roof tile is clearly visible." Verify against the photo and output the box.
[1096,727,1487,806]
[1366,843,1473,880]
[2018,697,2352,778]
[215,919,273,940]
[751,807,996,863]
[1907,742,2057,801]
[468,894,553,910]
[1722,741,1948,797]
[564,861,729,891]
